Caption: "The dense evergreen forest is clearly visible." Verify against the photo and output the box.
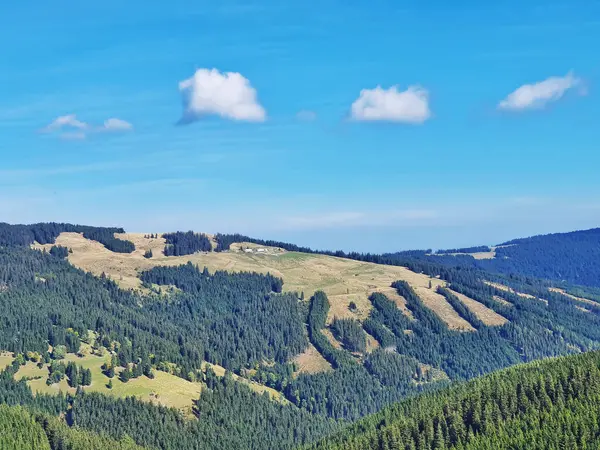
[0,222,134,253]
[311,350,600,450]
[0,362,336,450]
[3,222,600,448]
[163,231,212,256]
[0,404,146,450]
[0,245,306,374]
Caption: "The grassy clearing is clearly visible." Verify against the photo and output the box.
[12,349,284,415]
[484,281,544,301]
[434,249,496,260]
[292,344,332,375]
[201,362,288,403]
[14,352,201,414]
[0,352,14,370]
[549,288,600,307]
[448,289,508,326]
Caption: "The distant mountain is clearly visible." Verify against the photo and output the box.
[414,227,600,288]
[488,228,600,286]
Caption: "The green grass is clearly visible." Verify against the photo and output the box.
[0,353,14,371]
[12,349,286,414]
[14,351,202,415]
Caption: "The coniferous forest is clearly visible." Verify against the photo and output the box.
[3,222,600,448]
[163,231,212,256]
[311,351,600,450]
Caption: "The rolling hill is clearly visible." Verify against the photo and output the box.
[2,222,600,449]
[426,227,600,288]
[311,350,600,450]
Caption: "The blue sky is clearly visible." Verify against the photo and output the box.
[1,0,600,252]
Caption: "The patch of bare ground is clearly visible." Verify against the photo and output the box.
[448,289,508,326]
[549,288,600,307]
[471,250,496,260]
[434,249,496,260]
[322,328,343,350]
[326,293,372,323]
[364,331,380,353]
[292,344,332,375]
[414,363,448,386]
[576,305,591,313]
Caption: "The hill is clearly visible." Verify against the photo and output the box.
[0,403,146,450]
[426,227,600,288]
[2,222,600,448]
[310,350,600,449]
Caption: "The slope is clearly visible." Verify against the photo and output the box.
[310,350,600,450]
[428,227,600,288]
[34,231,479,331]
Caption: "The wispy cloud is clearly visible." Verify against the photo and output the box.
[40,114,133,139]
[278,209,438,230]
[296,110,317,121]
[498,72,582,111]
[101,118,134,132]
[43,114,88,132]
[179,68,266,123]
[350,85,431,124]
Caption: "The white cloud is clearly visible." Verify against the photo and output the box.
[43,114,88,132]
[179,68,266,122]
[101,118,133,132]
[296,110,317,121]
[41,114,133,139]
[498,72,581,111]
[350,85,431,123]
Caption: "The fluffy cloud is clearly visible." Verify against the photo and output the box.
[179,68,266,123]
[498,72,581,111]
[41,115,133,139]
[350,85,430,123]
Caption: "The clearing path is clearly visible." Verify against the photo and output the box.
[549,288,600,308]
[484,281,548,304]
[448,289,508,326]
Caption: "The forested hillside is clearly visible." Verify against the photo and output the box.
[423,228,600,287]
[310,350,600,450]
[2,222,600,449]
[0,403,147,450]
[214,227,600,288]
